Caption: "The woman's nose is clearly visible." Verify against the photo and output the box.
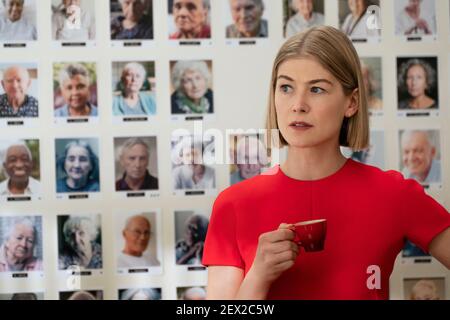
[292,92,309,113]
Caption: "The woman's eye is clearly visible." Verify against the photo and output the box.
[279,85,292,93]
[311,87,325,94]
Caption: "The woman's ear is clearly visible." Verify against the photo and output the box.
[345,88,359,117]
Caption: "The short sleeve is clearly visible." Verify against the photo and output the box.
[401,178,450,253]
[202,191,244,269]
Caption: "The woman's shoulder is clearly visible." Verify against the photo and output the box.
[348,160,420,194]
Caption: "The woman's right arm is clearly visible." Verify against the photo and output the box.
[206,225,299,300]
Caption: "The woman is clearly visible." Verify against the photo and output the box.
[54,63,98,117]
[396,0,435,36]
[56,140,100,193]
[171,60,213,115]
[110,0,153,40]
[172,136,215,190]
[203,26,450,300]
[176,214,209,265]
[52,0,95,41]
[398,59,437,110]
[113,62,156,116]
[0,0,37,41]
[341,0,379,38]
[285,0,324,38]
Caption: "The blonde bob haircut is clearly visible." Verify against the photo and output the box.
[266,26,369,151]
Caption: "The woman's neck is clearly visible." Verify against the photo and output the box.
[281,144,347,181]
[69,104,90,116]
[66,176,88,189]
[409,95,434,109]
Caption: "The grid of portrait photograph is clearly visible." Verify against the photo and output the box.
[0,0,448,300]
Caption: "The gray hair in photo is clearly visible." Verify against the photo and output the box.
[58,63,91,87]
[171,60,211,92]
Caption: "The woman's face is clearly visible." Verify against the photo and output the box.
[184,216,199,246]
[6,223,34,261]
[7,0,24,22]
[406,65,428,98]
[408,0,421,10]
[61,75,90,110]
[121,0,144,21]
[64,146,92,183]
[348,0,366,15]
[123,68,144,93]
[274,57,357,149]
[295,0,313,17]
[180,69,207,102]
[181,146,202,165]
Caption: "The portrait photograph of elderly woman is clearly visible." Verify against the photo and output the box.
[174,210,209,266]
[119,287,161,300]
[228,134,270,186]
[0,139,40,197]
[110,0,153,41]
[397,57,438,113]
[57,214,102,270]
[0,63,38,119]
[171,134,215,192]
[112,61,156,117]
[114,137,158,192]
[0,0,37,42]
[395,0,436,38]
[170,60,213,117]
[168,0,211,40]
[55,138,100,194]
[115,211,161,271]
[53,62,98,119]
[60,290,103,300]
[404,277,445,300]
[283,0,324,38]
[360,57,383,113]
[399,129,441,186]
[339,0,381,40]
[0,215,43,272]
[51,0,96,42]
[225,0,268,39]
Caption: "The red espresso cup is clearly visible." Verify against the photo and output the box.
[293,219,327,252]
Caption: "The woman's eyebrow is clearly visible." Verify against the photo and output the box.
[277,75,294,81]
[308,79,333,85]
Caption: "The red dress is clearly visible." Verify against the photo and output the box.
[202,159,450,299]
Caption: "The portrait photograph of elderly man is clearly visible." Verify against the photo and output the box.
[0,139,40,196]
[226,0,268,38]
[0,0,37,41]
[399,130,441,185]
[0,216,43,272]
[116,213,160,269]
[112,61,156,116]
[0,64,38,118]
[168,0,211,39]
[110,0,153,40]
[53,62,98,118]
[58,215,102,270]
[114,137,158,192]
[51,0,96,42]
